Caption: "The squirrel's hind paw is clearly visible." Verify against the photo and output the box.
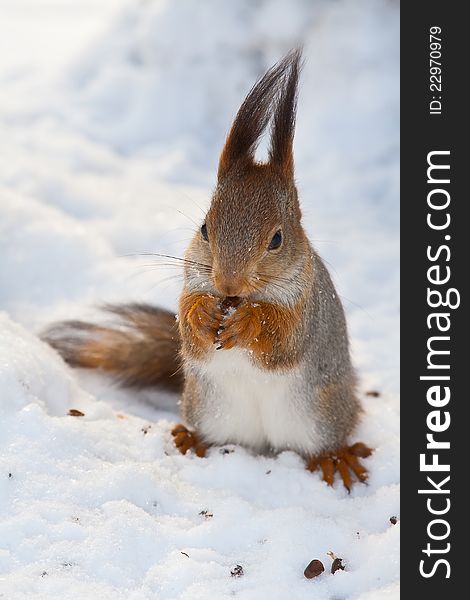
[171,423,208,457]
[306,443,374,492]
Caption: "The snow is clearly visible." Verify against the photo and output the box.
[0,0,399,598]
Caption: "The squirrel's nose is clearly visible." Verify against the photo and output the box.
[213,272,245,297]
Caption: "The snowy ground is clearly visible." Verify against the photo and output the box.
[0,1,399,598]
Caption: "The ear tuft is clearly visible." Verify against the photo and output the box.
[268,48,302,178]
[218,49,303,179]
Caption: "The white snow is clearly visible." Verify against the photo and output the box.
[0,0,399,598]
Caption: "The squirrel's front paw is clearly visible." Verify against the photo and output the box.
[217,301,262,350]
[186,295,223,350]
[307,442,373,493]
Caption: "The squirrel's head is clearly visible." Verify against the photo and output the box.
[187,50,309,300]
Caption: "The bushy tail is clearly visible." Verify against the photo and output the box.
[42,304,183,392]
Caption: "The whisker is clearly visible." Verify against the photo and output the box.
[170,361,186,380]
[339,295,372,319]
[157,201,203,229]
[254,276,287,294]
[173,189,208,218]
[154,274,185,286]
[125,252,213,271]
[174,208,200,228]
[310,239,338,245]
[256,272,291,285]
[138,262,212,273]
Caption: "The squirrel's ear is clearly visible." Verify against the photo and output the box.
[268,48,302,179]
[218,51,299,179]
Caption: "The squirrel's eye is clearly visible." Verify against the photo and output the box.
[268,230,283,251]
[201,223,209,241]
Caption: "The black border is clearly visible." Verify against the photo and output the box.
[401,1,466,594]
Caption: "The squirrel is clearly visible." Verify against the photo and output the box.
[44,50,372,491]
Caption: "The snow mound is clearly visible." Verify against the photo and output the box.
[0,313,85,416]
[0,312,399,599]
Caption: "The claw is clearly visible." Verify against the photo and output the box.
[336,458,352,493]
[343,453,368,482]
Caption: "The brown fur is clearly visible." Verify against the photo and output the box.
[42,50,371,488]
[42,304,182,392]
[179,248,311,370]
[218,49,302,179]
[178,293,223,359]
[216,298,306,369]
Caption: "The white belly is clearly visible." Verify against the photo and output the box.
[192,348,322,456]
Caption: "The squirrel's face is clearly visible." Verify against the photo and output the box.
[184,50,307,299]
[187,163,308,299]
